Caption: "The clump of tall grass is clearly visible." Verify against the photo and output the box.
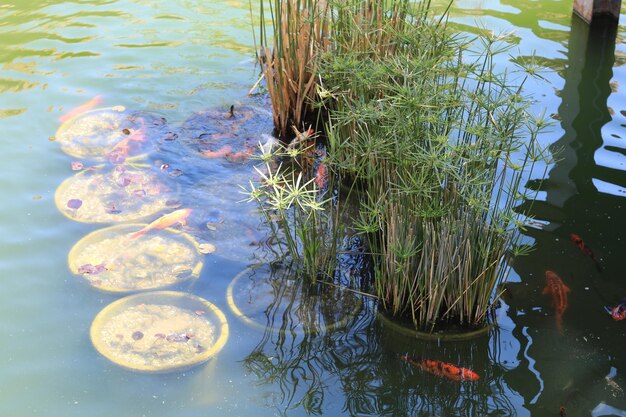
[242,136,341,279]
[253,0,330,138]
[319,15,552,330]
[250,0,552,331]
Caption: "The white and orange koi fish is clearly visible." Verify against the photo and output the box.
[129,208,192,239]
[59,95,103,123]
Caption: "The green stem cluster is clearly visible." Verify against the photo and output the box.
[248,0,552,331]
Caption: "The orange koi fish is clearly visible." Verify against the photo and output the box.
[228,149,253,161]
[124,119,147,142]
[606,297,626,321]
[201,145,232,159]
[106,138,130,164]
[105,124,147,164]
[569,233,602,271]
[400,354,479,382]
[129,208,192,239]
[59,95,103,123]
[314,162,328,189]
[543,270,570,335]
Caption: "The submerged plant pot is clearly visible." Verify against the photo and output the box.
[179,104,273,162]
[68,224,204,293]
[226,264,363,335]
[55,164,179,223]
[55,106,166,161]
[377,310,491,342]
[90,291,229,373]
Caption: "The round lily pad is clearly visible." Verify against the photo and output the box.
[90,291,229,373]
[226,264,363,334]
[55,106,167,162]
[180,105,273,161]
[55,165,178,223]
[68,224,203,293]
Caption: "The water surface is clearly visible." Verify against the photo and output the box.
[1,1,625,416]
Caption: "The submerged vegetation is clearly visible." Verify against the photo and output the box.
[247,0,552,331]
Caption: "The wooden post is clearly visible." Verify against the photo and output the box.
[573,0,621,23]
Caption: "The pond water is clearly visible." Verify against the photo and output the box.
[0,1,625,416]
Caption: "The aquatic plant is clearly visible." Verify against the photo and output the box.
[317,7,552,330]
[252,0,330,138]
[250,0,552,331]
[242,138,342,279]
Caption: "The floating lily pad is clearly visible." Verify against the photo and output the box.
[180,105,273,162]
[90,291,229,373]
[68,224,203,293]
[55,106,168,161]
[55,165,178,223]
[226,264,362,334]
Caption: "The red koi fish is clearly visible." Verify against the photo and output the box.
[543,270,570,335]
[569,233,602,271]
[400,354,479,382]
[59,95,103,123]
[606,297,626,321]
[129,208,192,239]
[314,162,328,189]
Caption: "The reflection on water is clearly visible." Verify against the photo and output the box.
[238,265,372,415]
[507,13,626,417]
[239,262,520,416]
[228,264,363,334]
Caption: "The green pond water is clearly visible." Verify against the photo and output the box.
[1,1,625,416]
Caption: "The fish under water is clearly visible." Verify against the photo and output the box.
[59,95,103,123]
[105,122,147,164]
[129,208,192,239]
[314,162,328,189]
[606,297,626,321]
[569,233,602,272]
[399,354,480,382]
[543,270,570,335]
[201,144,232,159]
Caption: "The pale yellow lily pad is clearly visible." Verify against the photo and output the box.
[91,291,229,373]
[69,224,203,293]
[55,106,164,161]
[55,165,177,223]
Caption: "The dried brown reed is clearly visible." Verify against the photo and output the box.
[255,0,330,138]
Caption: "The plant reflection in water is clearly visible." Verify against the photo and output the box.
[237,265,519,416]
[237,263,366,414]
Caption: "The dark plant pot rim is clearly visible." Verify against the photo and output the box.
[377,311,491,341]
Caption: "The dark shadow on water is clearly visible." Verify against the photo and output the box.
[507,14,626,416]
